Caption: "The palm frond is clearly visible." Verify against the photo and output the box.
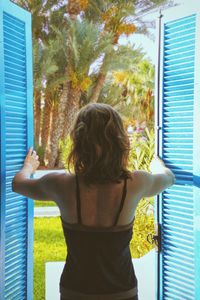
[65,19,114,78]
[103,45,144,73]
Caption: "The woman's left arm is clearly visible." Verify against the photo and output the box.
[12,146,59,201]
[12,167,60,200]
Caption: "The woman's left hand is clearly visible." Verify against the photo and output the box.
[23,146,40,173]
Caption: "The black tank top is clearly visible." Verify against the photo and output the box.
[59,175,138,300]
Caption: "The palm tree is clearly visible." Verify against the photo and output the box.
[48,19,114,167]
[109,59,155,128]
[14,0,174,168]
[86,0,174,102]
[13,0,66,166]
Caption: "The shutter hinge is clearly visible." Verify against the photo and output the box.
[147,223,161,253]
[156,125,162,130]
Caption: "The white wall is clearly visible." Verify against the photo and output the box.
[133,250,156,300]
[45,250,156,300]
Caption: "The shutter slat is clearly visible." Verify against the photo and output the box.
[5,289,26,299]
[163,264,194,279]
[163,244,194,258]
[3,19,24,35]
[5,66,25,77]
[5,242,26,256]
[5,254,26,270]
[164,247,194,261]
[4,37,25,51]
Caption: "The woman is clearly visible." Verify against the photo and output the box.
[12,103,175,300]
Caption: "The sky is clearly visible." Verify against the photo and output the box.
[120,0,197,65]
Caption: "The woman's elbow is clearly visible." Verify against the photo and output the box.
[12,178,17,192]
[12,177,21,193]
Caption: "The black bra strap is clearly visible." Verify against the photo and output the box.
[75,174,82,224]
[113,178,127,226]
[76,175,127,226]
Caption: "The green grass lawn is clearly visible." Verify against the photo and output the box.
[34,200,57,207]
[34,217,66,300]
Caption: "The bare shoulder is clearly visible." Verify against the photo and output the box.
[128,170,143,188]
[51,172,74,184]
[126,171,144,198]
[127,170,154,197]
[41,172,74,202]
[132,170,153,184]
[39,171,68,190]
[40,171,64,181]
[131,169,175,198]
[54,172,75,191]
[130,170,152,193]
[43,171,72,179]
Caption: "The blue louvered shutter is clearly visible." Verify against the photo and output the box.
[155,5,200,300]
[0,0,34,299]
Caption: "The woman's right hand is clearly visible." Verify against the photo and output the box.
[150,155,166,174]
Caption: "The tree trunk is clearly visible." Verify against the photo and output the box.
[145,88,153,124]
[34,89,41,147]
[46,101,59,166]
[58,85,81,168]
[48,81,69,168]
[90,72,106,103]
[41,90,52,165]
[61,86,81,139]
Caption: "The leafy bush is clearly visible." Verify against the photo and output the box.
[59,135,73,171]
[59,127,156,258]
[34,139,46,166]
[128,127,156,258]
[131,197,156,258]
[128,127,155,171]
[34,200,56,207]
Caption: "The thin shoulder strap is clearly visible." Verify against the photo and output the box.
[113,178,127,226]
[75,174,82,224]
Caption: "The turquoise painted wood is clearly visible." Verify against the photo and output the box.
[0,0,34,299]
[155,4,200,300]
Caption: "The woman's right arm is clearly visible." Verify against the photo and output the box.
[134,156,176,198]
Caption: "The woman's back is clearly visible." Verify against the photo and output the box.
[57,173,140,300]
[54,168,174,227]
[53,167,175,299]
[56,172,141,227]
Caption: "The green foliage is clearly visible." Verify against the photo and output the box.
[128,127,155,172]
[98,59,155,128]
[34,139,46,165]
[50,19,114,82]
[34,200,56,207]
[59,135,74,172]
[34,217,66,300]
[103,45,145,73]
[68,20,113,75]
[131,197,156,258]
[128,127,156,258]
[33,40,59,91]
[85,0,175,35]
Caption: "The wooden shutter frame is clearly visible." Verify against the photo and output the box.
[193,9,200,300]
[0,0,34,299]
[155,4,200,299]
